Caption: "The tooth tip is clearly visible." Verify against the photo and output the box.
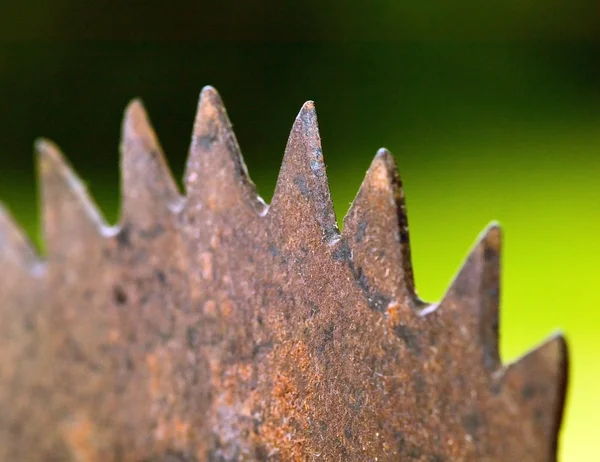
[36,137,107,235]
[125,97,144,113]
[198,86,224,111]
[121,98,163,151]
[369,148,398,177]
[346,148,402,217]
[34,137,50,152]
[35,138,67,173]
[508,332,569,382]
[288,100,320,147]
[123,99,148,132]
[186,85,265,213]
[540,332,569,365]
[375,147,392,159]
[120,98,179,215]
[520,333,569,378]
[193,86,226,138]
[508,332,569,407]
[0,202,39,267]
[480,222,502,252]
[373,149,391,164]
[486,220,502,233]
[342,147,415,301]
[35,137,59,158]
[270,97,338,238]
[200,85,219,99]
[296,101,316,121]
[300,100,315,111]
[497,332,569,453]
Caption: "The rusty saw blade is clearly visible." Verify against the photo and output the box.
[0,87,568,461]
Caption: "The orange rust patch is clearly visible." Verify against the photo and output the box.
[386,300,401,326]
[145,353,160,397]
[203,299,218,317]
[220,299,233,318]
[257,341,317,460]
[108,328,120,343]
[61,414,101,462]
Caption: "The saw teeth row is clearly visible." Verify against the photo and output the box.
[0,86,568,461]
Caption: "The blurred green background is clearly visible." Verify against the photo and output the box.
[1,1,599,459]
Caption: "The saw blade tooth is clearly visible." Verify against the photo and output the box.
[184,86,266,215]
[120,99,181,225]
[497,334,568,455]
[36,139,106,256]
[0,203,40,271]
[269,101,340,244]
[343,148,415,305]
[439,223,502,371]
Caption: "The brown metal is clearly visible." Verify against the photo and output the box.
[0,87,568,461]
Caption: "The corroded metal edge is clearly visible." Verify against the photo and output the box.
[0,86,568,461]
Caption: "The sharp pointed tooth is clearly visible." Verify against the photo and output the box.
[439,223,501,371]
[497,334,568,454]
[269,101,339,244]
[36,139,106,257]
[185,86,265,215]
[120,99,180,225]
[0,203,39,271]
[343,149,415,305]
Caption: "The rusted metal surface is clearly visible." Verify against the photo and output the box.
[0,87,568,461]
